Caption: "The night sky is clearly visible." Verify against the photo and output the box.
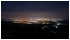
[1,1,69,20]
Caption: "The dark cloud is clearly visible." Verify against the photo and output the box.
[1,1,69,19]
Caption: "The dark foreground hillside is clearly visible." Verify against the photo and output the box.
[1,21,69,39]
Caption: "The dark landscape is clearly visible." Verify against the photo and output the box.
[1,20,69,39]
[1,1,69,39]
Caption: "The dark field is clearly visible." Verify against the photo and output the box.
[1,21,69,39]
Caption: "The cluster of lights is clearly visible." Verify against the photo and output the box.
[12,18,63,22]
